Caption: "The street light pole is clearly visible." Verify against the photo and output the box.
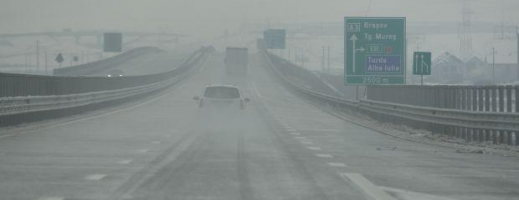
[492,47,495,85]
[36,40,40,74]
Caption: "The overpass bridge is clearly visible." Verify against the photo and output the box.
[0,30,188,46]
[0,45,518,200]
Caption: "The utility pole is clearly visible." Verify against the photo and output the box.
[327,46,330,73]
[322,46,325,71]
[459,0,474,59]
[492,47,496,85]
[517,32,519,80]
[44,52,48,75]
[36,40,40,74]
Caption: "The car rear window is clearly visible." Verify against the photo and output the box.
[204,86,240,99]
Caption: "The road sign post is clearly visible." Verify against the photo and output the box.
[344,17,406,85]
[412,52,431,85]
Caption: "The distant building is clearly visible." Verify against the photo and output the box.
[431,52,466,83]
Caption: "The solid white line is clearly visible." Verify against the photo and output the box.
[328,163,347,167]
[300,128,342,132]
[0,134,15,140]
[307,147,322,151]
[340,173,398,200]
[378,186,459,200]
[315,154,333,158]
[85,174,107,181]
[38,198,64,200]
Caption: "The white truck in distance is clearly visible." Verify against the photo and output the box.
[224,47,248,75]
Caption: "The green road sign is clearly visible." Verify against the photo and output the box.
[104,32,122,52]
[264,29,286,49]
[413,52,431,75]
[344,17,406,85]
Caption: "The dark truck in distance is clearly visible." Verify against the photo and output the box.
[224,47,248,75]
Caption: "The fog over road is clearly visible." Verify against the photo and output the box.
[0,52,518,200]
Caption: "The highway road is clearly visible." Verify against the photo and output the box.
[0,52,518,200]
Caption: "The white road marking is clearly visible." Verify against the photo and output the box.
[38,198,64,200]
[300,141,314,145]
[117,160,133,165]
[137,149,148,153]
[0,134,15,140]
[85,174,107,181]
[340,173,398,200]
[152,141,161,144]
[379,186,459,200]
[328,163,347,167]
[295,136,308,140]
[300,128,342,132]
[286,128,297,132]
[307,146,322,151]
[290,133,301,136]
[315,154,333,158]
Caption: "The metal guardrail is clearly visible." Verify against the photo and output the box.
[262,51,519,146]
[367,85,519,113]
[0,47,208,127]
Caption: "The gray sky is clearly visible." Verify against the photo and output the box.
[0,0,517,38]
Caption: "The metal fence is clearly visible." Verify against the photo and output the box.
[367,85,519,113]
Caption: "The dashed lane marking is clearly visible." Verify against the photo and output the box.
[307,146,322,151]
[300,141,314,145]
[328,163,347,167]
[117,160,133,165]
[152,141,161,144]
[340,173,398,200]
[85,174,107,181]
[315,154,333,158]
[290,132,301,135]
[295,136,308,140]
[137,149,148,153]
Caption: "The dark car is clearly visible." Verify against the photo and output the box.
[107,69,124,77]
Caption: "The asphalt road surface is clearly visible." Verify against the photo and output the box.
[0,52,518,200]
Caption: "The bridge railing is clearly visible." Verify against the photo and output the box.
[262,51,519,146]
[0,47,209,126]
[53,46,163,76]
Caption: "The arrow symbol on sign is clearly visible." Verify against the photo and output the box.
[420,54,429,74]
[415,54,419,74]
[350,34,365,74]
